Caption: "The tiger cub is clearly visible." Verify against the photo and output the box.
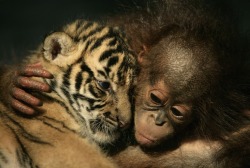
[0,19,136,168]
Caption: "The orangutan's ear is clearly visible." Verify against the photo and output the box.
[138,45,148,65]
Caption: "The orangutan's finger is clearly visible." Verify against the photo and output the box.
[11,99,35,115]
[11,87,43,106]
[15,77,51,92]
[20,67,53,79]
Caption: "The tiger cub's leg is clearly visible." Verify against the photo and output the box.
[0,113,118,168]
[0,121,35,168]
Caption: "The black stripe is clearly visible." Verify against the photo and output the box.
[107,56,119,67]
[42,122,64,133]
[99,49,116,62]
[99,45,123,62]
[61,66,74,106]
[108,38,117,46]
[16,139,38,168]
[75,71,83,91]
[81,22,94,31]
[91,103,106,110]
[50,79,57,90]
[88,37,103,52]
[37,92,85,127]
[74,20,85,38]
[104,67,111,76]
[117,68,123,83]
[61,87,73,105]
[75,20,85,30]
[97,70,107,78]
[117,56,131,83]
[115,44,123,54]
[73,93,96,112]
[83,38,93,52]
[5,116,51,145]
[16,149,35,168]
[73,93,95,104]
[70,93,80,112]
[86,77,92,84]
[81,26,104,43]
[89,84,99,98]
[42,116,77,133]
[76,21,94,40]
[43,78,56,91]
[89,29,115,52]
[63,66,72,88]
[81,64,93,77]
[7,126,40,167]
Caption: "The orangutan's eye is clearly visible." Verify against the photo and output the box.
[150,93,162,104]
[148,90,168,105]
[171,107,184,119]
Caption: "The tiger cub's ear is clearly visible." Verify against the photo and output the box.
[43,32,78,67]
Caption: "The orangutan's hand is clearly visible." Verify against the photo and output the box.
[10,62,53,115]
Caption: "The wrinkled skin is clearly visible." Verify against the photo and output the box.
[9,63,53,114]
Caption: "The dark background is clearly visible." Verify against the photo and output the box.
[0,0,249,65]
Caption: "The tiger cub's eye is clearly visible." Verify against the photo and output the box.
[97,80,111,90]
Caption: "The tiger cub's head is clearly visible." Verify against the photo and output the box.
[40,20,137,144]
